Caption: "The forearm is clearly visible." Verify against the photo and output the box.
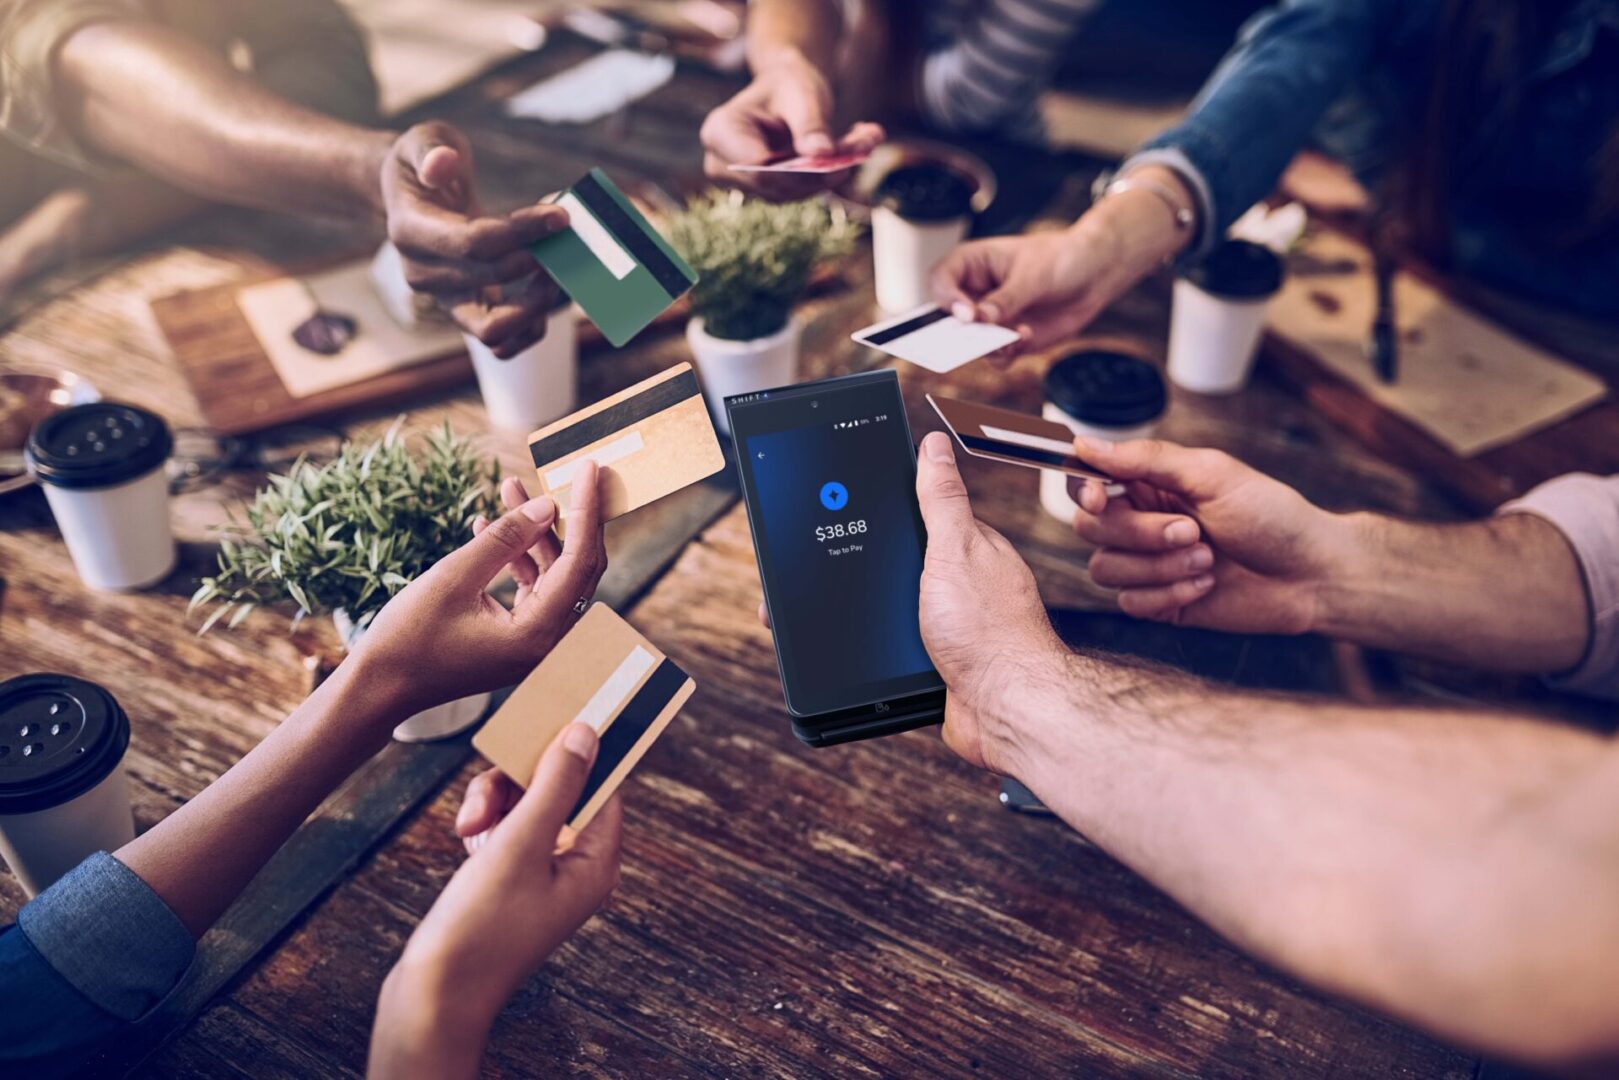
[1313,511,1589,673]
[55,21,391,220]
[369,964,491,1080]
[747,0,844,74]
[114,657,398,937]
[1001,652,1619,1066]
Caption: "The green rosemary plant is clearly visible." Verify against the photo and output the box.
[190,422,499,634]
[668,190,859,342]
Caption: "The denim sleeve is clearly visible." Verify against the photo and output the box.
[1128,0,1401,255]
[0,852,196,1077]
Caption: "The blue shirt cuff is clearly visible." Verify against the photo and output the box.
[17,852,196,1022]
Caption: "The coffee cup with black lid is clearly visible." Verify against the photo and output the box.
[1039,351,1167,524]
[872,163,977,314]
[1167,239,1285,395]
[25,402,176,590]
[0,674,135,897]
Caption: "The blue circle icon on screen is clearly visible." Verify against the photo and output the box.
[819,481,849,511]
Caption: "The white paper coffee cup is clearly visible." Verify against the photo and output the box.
[1167,239,1285,396]
[871,163,979,314]
[872,206,969,314]
[1038,351,1167,524]
[464,303,578,433]
[0,674,136,897]
[26,403,175,591]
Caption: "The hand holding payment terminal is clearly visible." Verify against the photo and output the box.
[727,370,946,746]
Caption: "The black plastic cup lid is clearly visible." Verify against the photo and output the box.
[1181,239,1285,300]
[25,402,172,490]
[876,163,976,222]
[0,674,130,815]
[1045,351,1167,427]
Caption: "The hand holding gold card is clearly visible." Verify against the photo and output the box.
[473,604,695,830]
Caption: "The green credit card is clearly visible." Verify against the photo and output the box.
[529,168,698,348]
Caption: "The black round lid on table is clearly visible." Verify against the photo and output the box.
[1045,351,1167,428]
[1182,239,1285,301]
[876,163,976,222]
[25,402,172,490]
[0,674,130,815]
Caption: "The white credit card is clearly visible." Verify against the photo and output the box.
[851,304,1022,373]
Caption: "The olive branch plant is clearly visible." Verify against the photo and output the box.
[189,420,499,636]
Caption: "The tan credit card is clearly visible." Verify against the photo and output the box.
[472,604,695,830]
[527,363,725,525]
[926,394,1123,490]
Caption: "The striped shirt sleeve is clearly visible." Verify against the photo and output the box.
[920,0,1100,137]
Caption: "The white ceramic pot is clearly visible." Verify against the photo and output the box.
[464,303,579,433]
[871,205,970,314]
[332,609,492,742]
[686,315,802,435]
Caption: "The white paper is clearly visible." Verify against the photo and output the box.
[557,192,635,281]
[504,49,676,125]
[238,261,464,400]
[574,646,657,732]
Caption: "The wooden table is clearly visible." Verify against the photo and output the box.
[4,33,1595,1079]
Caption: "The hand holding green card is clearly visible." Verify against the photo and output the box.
[529,169,698,348]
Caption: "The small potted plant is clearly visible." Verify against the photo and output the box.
[669,191,858,432]
[190,421,501,741]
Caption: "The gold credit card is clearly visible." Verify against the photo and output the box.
[528,362,725,524]
[472,604,695,830]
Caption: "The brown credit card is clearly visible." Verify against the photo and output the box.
[926,394,1123,490]
[528,363,725,526]
[473,604,694,830]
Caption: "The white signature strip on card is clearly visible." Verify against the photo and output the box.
[979,425,1077,457]
[557,191,635,280]
[574,646,657,732]
[544,430,646,490]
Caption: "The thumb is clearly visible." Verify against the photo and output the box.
[496,723,600,858]
[1075,438,1223,500]
[444,497,557,587]
[774,79,834,157]
[974,270,1043,327]
[915,432,977,556]
[399,123,473,196]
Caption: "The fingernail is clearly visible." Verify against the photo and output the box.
[978,302,1002,323]
[1076,436,1114,454]
[521,497,556,524]
[458,788,484,830]
[1191,573,1215,590]
[571,461,598,506]
[562,723,598,761]
[950,300,976,322]
[1186,545,1213,571]
[924,431,955,462]
[1164,520,1198,546]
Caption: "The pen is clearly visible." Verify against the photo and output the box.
[1369,250,1398,384]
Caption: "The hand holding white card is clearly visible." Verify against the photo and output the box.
[851,304,1022,373]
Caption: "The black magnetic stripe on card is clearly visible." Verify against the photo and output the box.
[569,656,689,822]
[863,306,951,346]
[573,172,694,302]
[530,369,700,467]
[957,433,1112,478]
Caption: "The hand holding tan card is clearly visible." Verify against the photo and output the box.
[472,604,695,830]
[528,363,725,526]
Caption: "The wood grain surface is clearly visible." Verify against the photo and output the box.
[6,27,1605,1080]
